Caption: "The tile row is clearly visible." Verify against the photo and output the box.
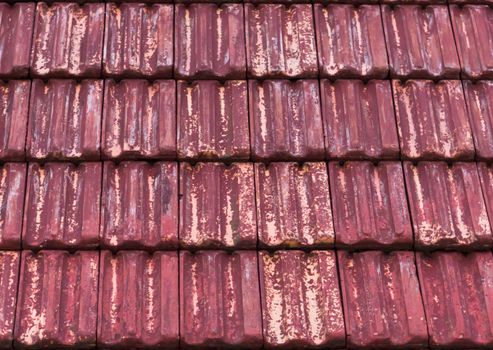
[2,160,493,251]
[3,78,493,162]
[1,3,492,80]
[0,249,492,349]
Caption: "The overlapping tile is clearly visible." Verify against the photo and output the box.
[0,252,19,349]
[478,163,493,233]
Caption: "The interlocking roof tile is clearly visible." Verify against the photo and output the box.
[103,3,173,78]
[320,79,399,160]
[0,252,19,349]
[393,80,475,161]
[249,79,325,161]
[102,79,176,160]
[101,161,178,250]
[478,163,493,232]
[329,161,413,250]
[177,80,249,161]
[180,251,262,348]
[14,250,99,348]
[98,250,179,348]
[180,162,256,250]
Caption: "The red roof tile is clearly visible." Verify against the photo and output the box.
[0,252,19,348]
[478,163,493,232]
[329,161,413,250]
[177,80,249,161]
[98,250,179,348]
[180,250,262,348]
[180,162,256,250]
[102,79,176,160]
[101,161,178,250]
[249,79,325,161]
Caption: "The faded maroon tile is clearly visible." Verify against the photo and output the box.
[23,162,101,250]
[382,5,461,79]
[404,161,492,250]
[98,251,179,348]
[0,252,19,349]
[27,79,103,161]
[175,4,246,79]
[180,251,262,348]
[329,161,412,250]
[249,80,324,161]
[14,250,99,348]
[245,4,317,79]
[103,79,176,160]
[417,251,493,348]
[450,0,493,4]
[315,5,388,79]
[0,164,26,250]
[0,81,30,161]
[478,163,493,233]
[320,79,399,160]
[255,162,334,249]
[393,80,474,160]
[259,250,345,349]
[180,163,256,250]
[0,3,34,78]
[339,251,428,348]
[101,161,178,250]
[31,3,104,78]
[103,3,173,78]
[177,80,249,161]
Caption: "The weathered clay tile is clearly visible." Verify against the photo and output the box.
[0,3,34,78]
[23,162,101,250]
[103,4,173,78]
[404,161,492,250]
[315,5,388,79]
[0,81,30,161]
[14,250,99,348]
[98,250,179,348]
[31,3,104,78]
[393,80,475,160]
[175,4,246,79]
[451,5,493,80]
[27,79,103,161]
[248,80,324,161]
[180,163,256,250]
[0,164,26,250]
[339,251,428,349]
[245,4,318,79]
[101,161,178,250]
[416,251,493,348]
[180,251,262,348]
[329,161,413,250]
[0,252,19,349]
[259,250,345,348]
[382,5,461,79]
[320,79,399,160]
[102,79,176,160]
[255,162,334,249]
[478,163,493,232]
[177,80,249,161]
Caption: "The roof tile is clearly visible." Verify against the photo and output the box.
[0,252,19,348]
[477,163,493,233]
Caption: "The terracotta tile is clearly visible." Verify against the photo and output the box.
[477,163,493,235]
[329,161,413,250]
[320,79,398,160]
[180,251,262,348]
[101,161,178,250]
[180,163,256,250]
[255,162,334,249]
[102,79,176,160]
[177,80,249,161]
[98,250,179,348]
[450,0,493,4]
[0,252,19,349]
[393,80,474,160]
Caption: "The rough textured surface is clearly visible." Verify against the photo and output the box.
[321,79,399,160]
[477,163,493,235]
[180,251,262,348]
[329,161,413,250]
[339,251,428,349]
[101,161,178,250]
[0,252,19,349]
[177,80,249,161]
[102,79,176,160]
[180,163,256,250]
[255,162,334,249]
[393,80,474,161]
[14,250,99,348]
[98,250,179,348]
[0,164,26,250]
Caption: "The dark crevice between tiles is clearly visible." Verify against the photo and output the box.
[334,249,348,349]
[446,3,465,80]
[412,250,432,349]
[324,161,337,251]
[458,78,480,162]
[94,250,101,349]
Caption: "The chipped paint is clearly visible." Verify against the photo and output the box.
[0,164,25,250]
[0,251,19,348]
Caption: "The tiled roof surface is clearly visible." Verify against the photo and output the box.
[0,0,492,348]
